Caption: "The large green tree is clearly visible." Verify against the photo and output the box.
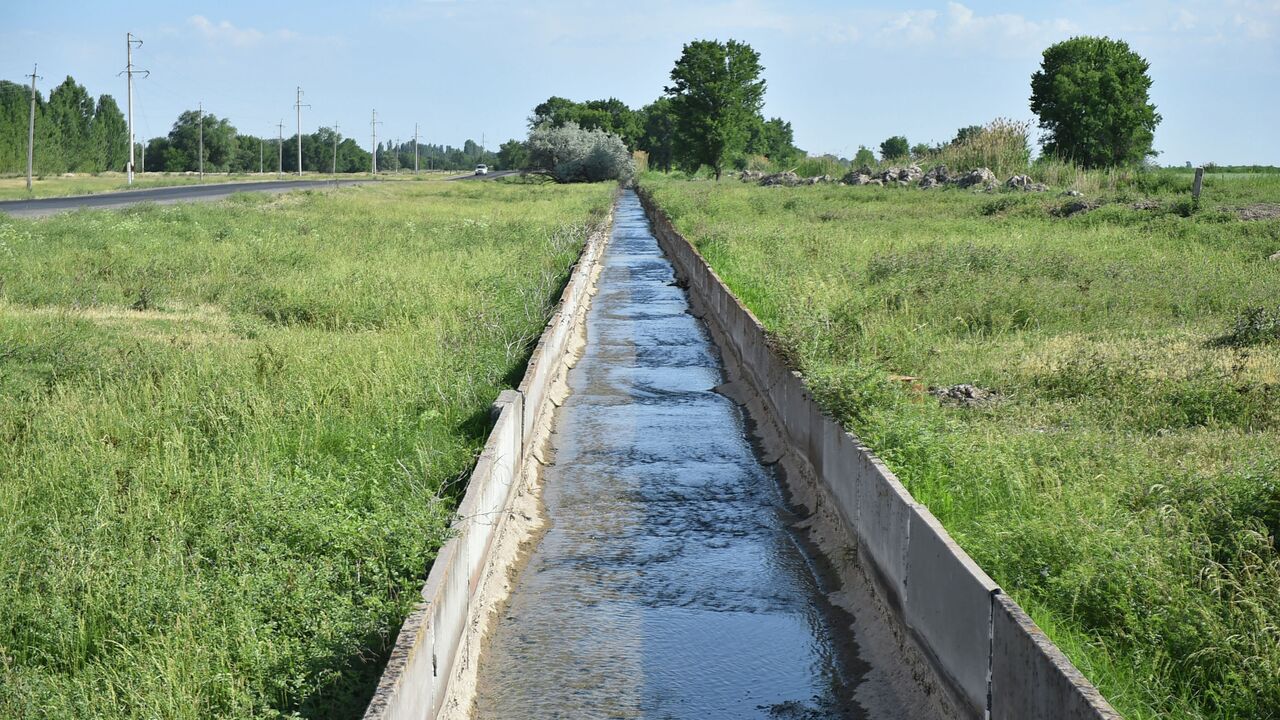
[747,116,800,166]
[165,109,238,172]
[637,98,677,173]
[880,135,909,162]
[46,77,94,171]
[665,39,766,179]
[1030,36,1160,168]
[89,95,127,172]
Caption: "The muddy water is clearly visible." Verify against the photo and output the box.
[473,191,878,719]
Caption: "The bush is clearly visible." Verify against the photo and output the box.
[934,118,1031,178]
[527,122,635,183]
[880,136,909,162]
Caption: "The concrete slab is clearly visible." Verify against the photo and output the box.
[853,455,914,612]
[991,594,1121,720]
[905,507,999,716]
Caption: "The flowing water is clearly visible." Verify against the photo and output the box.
[473,191,908,719]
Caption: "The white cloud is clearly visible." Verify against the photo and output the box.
[944,2,1076,43]
[187,16,296,47]
[878,9,939,43]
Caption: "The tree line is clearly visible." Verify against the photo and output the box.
[1,74,503,176]
[0,76,127,174]
[509,39,804,180]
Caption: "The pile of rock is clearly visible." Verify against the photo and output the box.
[956,167,998,189]
[928,383,1001,408]
[919,165,953,188]
[742,164,1057,194]
[759,171,801,187]
[841,164,925,187]
[1005,174,1049,192]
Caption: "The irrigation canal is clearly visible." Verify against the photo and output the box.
[471,191,940,719]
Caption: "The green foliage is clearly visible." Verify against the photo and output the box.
[1031,36,1161,168]
[746,116,801,166]
[0,75,130,175]
[0,181,614,717]
[638,98,677,173]
[643,173,1280,720]
[497,139,530,171]
[666,39,766,180]
[879,135,909,162]
[952,125,985,145]
[852,145,876,168]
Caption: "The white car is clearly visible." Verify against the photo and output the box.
[474,164,488,175]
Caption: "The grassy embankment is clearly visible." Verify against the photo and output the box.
[643,172,1280,720]
[0,180,613,718]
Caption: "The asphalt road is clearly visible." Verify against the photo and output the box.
[446,170,521,181]
[0,179,366,218]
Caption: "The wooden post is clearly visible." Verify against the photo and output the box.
[1192,167,1204,200]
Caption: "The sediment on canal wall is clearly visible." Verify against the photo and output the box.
[362,202,614,720]
[636,188,1120,720]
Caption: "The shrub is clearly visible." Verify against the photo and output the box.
[880,136,909,162]
[527,122,635,183]
[934,118,1031,178]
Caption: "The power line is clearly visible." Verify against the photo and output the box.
[25,64,42,192]
[370,110,382,175]
[197,101,204,180]
[119,32,148,184]
[332,122,340,177]
[294,86,310,176]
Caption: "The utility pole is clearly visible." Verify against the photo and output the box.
[370,110,382,175]
[121,33,148,185]
[331,122,340,177]
[25,64,41,192]
[414,123,419,174]
[294,86,310,176]
[276,120,284,179]
[197,101,204,180]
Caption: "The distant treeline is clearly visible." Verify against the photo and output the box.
[0,77,127,174]
[506,95,802,174]
[1,74,502,175]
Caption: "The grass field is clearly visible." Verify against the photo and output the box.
[0,180,613,718]
[643,173,1280,720]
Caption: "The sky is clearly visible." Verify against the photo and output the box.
[4,0,1279,165]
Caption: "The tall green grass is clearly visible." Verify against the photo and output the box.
[643,173,1280,720]
[0,181,613,718]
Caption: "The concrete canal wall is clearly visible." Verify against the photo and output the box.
[362,203,613,720]
[636,188,1120,720]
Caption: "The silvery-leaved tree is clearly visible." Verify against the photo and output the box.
[666,39,766,180]
[527,121,634,183]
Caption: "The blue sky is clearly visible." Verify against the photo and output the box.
[5,0,1279,165]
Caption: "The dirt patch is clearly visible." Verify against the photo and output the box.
[1238,203,1280,221]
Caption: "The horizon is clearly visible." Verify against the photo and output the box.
[4,0,1278,166]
